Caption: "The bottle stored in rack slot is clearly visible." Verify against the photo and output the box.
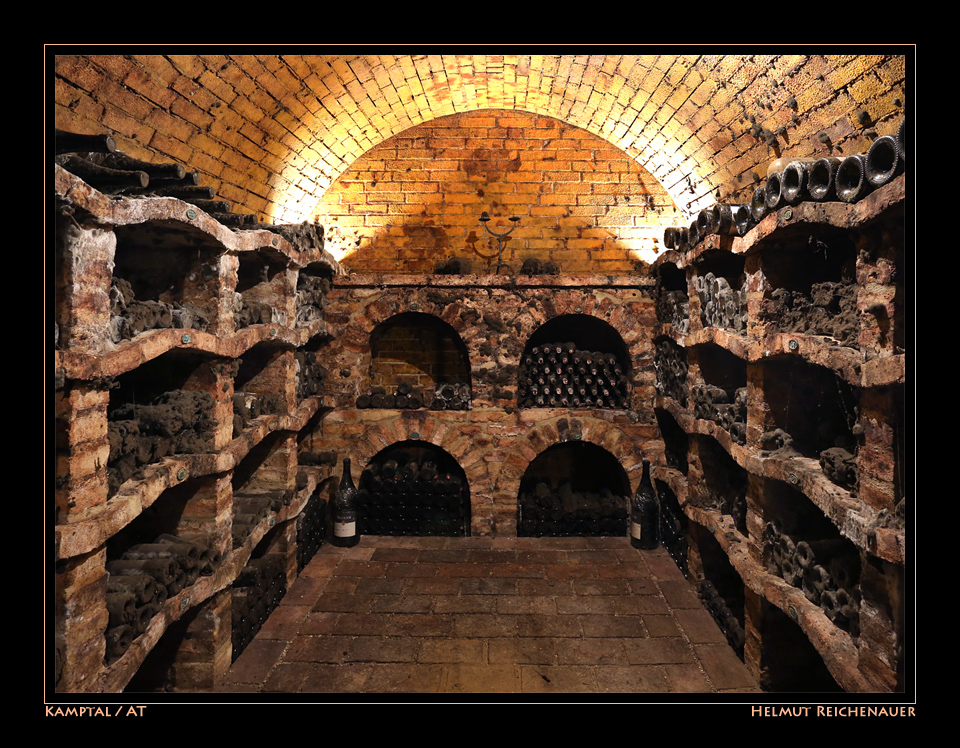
[331,458,360,547]
[835,154,872,203]
[55,129,117,155]
[630,459,660,550]
[57,154,149,193]
[807,157,844,202]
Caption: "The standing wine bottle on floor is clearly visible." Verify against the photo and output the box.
[631,459,660,550]
[331,458,360,547]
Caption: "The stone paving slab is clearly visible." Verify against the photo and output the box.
[216,535,764,697]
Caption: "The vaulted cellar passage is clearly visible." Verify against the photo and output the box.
[360,312,471,410]
[357,441,470,537]
[517,441,631,537]
[518,314,631,409]
[51,53,909,697]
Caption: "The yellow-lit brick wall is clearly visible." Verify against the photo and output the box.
[312,109,684,275]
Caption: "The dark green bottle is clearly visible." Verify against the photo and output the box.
[331,458,360,547]
[630,459,660,550]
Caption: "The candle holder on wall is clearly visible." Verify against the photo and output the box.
[480,212,520,274]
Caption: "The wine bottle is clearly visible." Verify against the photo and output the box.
[865,134,903,188]
[807,157,843,202]
[835,153,872,203]
[630,459,660,550]
[331,458,360,547]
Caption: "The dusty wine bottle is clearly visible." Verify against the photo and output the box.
[630,459,660,550]
[331,458,360,547]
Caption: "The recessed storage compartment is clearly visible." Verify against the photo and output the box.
[517,441,630,537]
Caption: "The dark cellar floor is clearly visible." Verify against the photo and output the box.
[214,534,762,698]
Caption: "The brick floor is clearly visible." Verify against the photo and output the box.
[215,535,764,697]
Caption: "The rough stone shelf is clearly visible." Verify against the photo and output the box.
[96,463,330,693]
[656,466,879,693]
[55,318,333,382]
[655,395,903,567]
[55,395,327,561]
[55,164,342,276]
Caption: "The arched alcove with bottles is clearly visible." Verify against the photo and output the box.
[356,440,470,537]
[517,440,631,537]
[359,312,472,410]
[517,314,631,409]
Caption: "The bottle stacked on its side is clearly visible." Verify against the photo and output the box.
[518,342,629,409]
[654,338,689,407]
[296,489,327,572]
[231,489,293,548]
[691,383,748,445]
[357,382,428,409]
[698,580,746,657]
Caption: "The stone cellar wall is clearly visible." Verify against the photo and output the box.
[311,109,681,275]
[313,274,662,536]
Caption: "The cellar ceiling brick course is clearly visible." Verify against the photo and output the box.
[52,51,908,231]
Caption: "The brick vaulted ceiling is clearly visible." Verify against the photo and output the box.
[52,51,909,229]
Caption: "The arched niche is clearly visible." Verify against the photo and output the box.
[362,312,472,410]
[517,440,630,537]
[518,314,631,409]
[357,440,470,537]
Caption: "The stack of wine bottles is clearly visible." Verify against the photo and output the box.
[763,519,861,637]
[232,555,288,660]
[758,279,859,349]
[695,271,747,333]
[430,382,471,410]
[357,455,468,537]
[232,390,266,437]
[55,129,261,227]
[104,534,222,663]
[295,274,330,327]
[658,493,689,577]
[231,489,294,547]
[518,342,629,409]
[296,491,327,572]
[691,382,747,445]
[655,283,689,334]
[663,118,905,253]
[356,382,427,409]
[295,349,327,402]
[518,480,628,537]
[108,276,209,344]
[654,338,688,406]
[698,580,746,657]
[108,390,215,495]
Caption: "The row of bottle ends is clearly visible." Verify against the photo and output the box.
[664,118,907,252]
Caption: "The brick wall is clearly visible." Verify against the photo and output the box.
[312,109,682,275]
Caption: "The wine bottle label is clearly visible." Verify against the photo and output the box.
[334,520,356,537]
[631,521,642,540]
